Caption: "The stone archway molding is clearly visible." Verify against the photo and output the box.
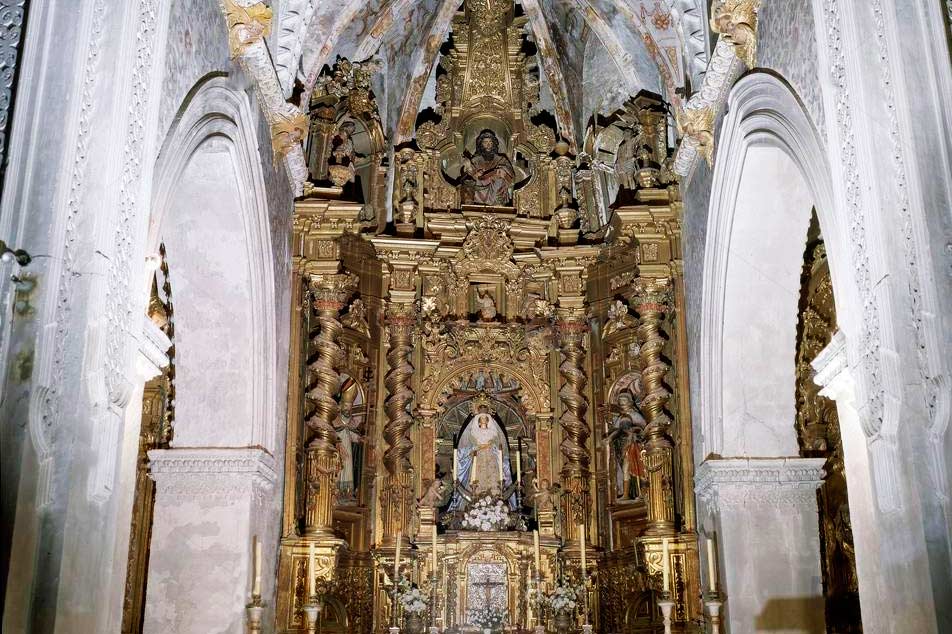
[149,73,280,452]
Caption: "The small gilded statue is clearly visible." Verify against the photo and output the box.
[460,129,515,206]
[327,120,359,186]
[476,287,497,321]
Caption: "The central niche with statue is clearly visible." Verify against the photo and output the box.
[275,0,696,632]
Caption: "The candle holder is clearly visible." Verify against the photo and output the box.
[657,591,675,634]
[704,590,724,634]
[428,575,438,630]
[245,594,264,634]
[302,596,321,634]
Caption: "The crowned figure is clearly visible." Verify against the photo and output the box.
[451,396,515,509]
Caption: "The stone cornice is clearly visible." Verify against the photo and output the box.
[695,457,826,510]
[149,447,277,500]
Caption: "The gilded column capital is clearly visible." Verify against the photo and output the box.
[628,277,673,313]
[307,272,359,310]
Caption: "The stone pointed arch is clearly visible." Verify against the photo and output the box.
[149,73,280,451]
[699,71,848,461]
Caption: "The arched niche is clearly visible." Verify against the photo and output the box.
[699,72,853,462]
[424,361,548,420]
[147,74,279,451]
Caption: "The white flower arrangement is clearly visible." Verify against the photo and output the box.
[468,605,507,629]
[543,580,583,615]
[396,577,428,615]
[461,495,511,531]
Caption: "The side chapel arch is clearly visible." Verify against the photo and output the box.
[699,72,852,461]
[147,73,280,450]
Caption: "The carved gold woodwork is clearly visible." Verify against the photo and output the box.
[271,4,702,631]
[795,224,862,632]
[303,272,358,535]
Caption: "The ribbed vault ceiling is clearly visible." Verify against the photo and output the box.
[273,0,708,148]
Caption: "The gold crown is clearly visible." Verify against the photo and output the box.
[468,391,496,415]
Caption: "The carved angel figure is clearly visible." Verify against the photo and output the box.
[528,478,561,513]
[419,478,450,509]
[710,0,760,68]
[341,298,370,336]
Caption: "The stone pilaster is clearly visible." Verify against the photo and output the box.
[144,448,278,633]
[695,457,826,633]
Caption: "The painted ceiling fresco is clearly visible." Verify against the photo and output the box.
[274,0,708,147]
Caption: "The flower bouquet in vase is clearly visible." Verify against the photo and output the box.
[543,580,582,634]
[396,577,429,634]
[468,605,508,633]
[461,495,511,532]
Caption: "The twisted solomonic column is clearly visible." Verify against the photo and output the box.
[630,277,675,536]
[557,309,591,540]
[303,272,357,535]
[382,301,416,535]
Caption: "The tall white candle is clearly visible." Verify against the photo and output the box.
[308,542,316,597]
[661,538,670,592]
[579,523,587,573]
[515,449,522,483]
[394,531,402,580]
[533,530,541,572]
[707,536,717,592]
[252,535,262,597]
[452,449,458,482]
[432,525,438,576]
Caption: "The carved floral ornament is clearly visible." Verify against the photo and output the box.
[270,110,308,163]
[419,324,552,414]
[709,0,761,69]
[222,0,272,58]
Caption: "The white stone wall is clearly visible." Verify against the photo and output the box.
[1,1,293,632]
[684,1,952,630]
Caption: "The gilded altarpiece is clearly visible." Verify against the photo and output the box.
[794,217,861,634]
[275,1,701,632]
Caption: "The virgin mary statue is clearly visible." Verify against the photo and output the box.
[451,408,514,509]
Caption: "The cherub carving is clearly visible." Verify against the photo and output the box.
[528,477,562,513]
[341,298,370,336]
[419,478,450,509]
